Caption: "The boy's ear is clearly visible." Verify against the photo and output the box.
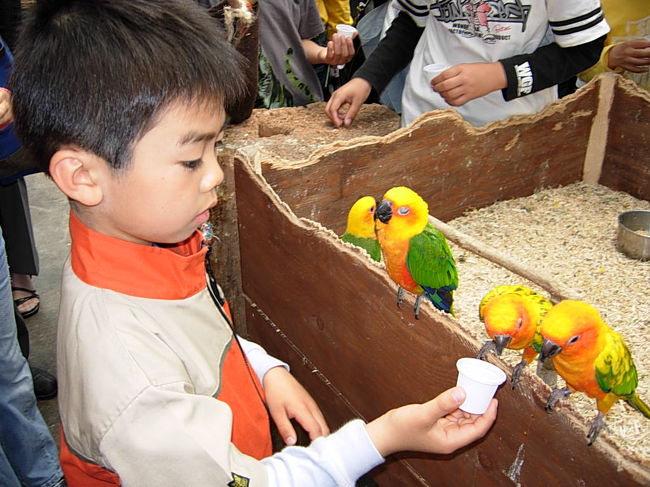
[49,148,105,206]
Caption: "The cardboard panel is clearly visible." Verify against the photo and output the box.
[235,160,649,486]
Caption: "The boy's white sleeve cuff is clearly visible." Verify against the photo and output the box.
[237,335,289,385]
[323,419,385,481]
[262,419,385,486]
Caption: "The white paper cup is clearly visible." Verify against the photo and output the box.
[336,24,357,38]
[423,63,449,81]
[335,24,357,69]
[456,358,506,414]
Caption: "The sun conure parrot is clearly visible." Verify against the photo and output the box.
[375,186,458,318]
[477,285,553,389]
[540,300,650,445]
[340,196,381,262]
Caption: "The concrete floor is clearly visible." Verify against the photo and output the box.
[24,173,70,439]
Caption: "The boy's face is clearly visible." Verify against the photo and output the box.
[94,101,226,245]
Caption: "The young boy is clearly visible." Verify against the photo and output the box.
[11,1,497,485]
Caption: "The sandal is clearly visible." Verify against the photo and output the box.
[12,286,40,318]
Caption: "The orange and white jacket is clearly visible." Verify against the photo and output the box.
[58,213,383,487]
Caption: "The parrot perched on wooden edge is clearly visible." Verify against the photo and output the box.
[539,300,650,445]
[375,186,458,318]
[477,285,553,389]
[340,196,381,262]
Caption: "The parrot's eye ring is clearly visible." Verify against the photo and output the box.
[567,335,580,345]
[516,317,522,330]
[397,206,410,216]
[369,206,375,213]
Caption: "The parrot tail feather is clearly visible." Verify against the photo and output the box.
[626,394,650,419]
[422,286,454,315]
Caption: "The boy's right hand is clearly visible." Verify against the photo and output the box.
[325,78,372,128]
[365,386,498,457]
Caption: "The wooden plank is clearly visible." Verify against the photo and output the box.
[210,152,247,335]
[260,81,601,233]
[234,159,650,486]
[599,76,650,201]
[582,74,615,184]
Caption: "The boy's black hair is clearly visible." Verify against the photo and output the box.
[10,0,246,173]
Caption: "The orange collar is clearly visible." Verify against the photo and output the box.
[69,211,207,300]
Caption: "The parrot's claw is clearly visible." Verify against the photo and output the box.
[587,412,606,446]
[545,387,571,413]
[511,360,527,390]
[477,341,497,360]
[396,287,405,309]
[414,293,426,320]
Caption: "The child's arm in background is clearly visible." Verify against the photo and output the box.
[604,38,650,73]
[301,33,355,67]
[431,35,607,106]
[325,11,423,127]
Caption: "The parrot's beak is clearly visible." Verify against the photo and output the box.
[540,339,562,360]
[375,200,393,223]
[493,334,511,355]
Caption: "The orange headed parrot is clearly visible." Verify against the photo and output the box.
[375,186,458,318]
[540,300,650,445]
[340,196,381,262]
[477,285,553,389]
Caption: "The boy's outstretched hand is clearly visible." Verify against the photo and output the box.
[263,366,330,446]
[366,386,498,457]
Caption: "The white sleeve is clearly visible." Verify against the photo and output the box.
[262,419,385,487]
[238,335,290,386]
[548,0,610,47]
[392,0,429,28]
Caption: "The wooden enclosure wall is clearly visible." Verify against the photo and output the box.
[234,161,649,486]
[599,77,650,201]
[260,80,602,232]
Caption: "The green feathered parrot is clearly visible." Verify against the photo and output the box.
[375,186,458,318]
[341,196,381,262]
[540,300,650,445]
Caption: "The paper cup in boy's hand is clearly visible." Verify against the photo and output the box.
[455,358,506,414]
[335,24,358,69]
[424,63,449,82]
[336,24,357,39]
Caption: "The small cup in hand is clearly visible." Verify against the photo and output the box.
[456,358,506,414]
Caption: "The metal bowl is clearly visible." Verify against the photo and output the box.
[617,210,650,261]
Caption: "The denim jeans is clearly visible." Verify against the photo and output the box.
[0,227,64,487]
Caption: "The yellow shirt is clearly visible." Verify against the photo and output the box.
[579,0,650,90]
[315,0,354,38]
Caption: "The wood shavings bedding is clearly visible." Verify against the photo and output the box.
[446,182,650,462]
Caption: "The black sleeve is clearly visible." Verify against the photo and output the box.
[354,11,424,95]
[500,34,606,101]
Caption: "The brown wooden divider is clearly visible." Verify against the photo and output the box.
[259,80,602,233]
[600,77,650,201]
[234,159,649,486]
